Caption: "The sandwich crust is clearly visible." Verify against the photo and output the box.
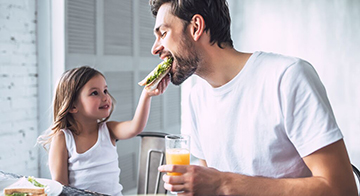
[4,187,45,195]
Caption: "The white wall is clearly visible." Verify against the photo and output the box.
[228,0,360,167]
[0,0,38,176]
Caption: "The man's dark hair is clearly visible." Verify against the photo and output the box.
[149,0,233,48]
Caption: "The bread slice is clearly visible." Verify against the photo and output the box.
[4,187,46,195]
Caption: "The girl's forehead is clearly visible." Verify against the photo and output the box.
[84,74,107,88]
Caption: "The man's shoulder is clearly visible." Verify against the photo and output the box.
[256,51,303,64]
[253,51,312,73]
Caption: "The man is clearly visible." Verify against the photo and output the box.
[149,0,357,195]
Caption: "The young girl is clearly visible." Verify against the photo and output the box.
[38,66,169,196]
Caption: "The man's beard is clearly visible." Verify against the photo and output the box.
[170,34,200,85]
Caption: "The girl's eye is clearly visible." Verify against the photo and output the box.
[104,89,108,94]
[90,91,98,96]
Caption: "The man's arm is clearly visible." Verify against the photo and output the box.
[159,139,357,196]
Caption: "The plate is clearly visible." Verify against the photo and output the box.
[0,177,63,196]
[36,178,63,196]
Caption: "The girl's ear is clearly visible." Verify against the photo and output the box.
[190,14,205,41]
[69,106,78,114]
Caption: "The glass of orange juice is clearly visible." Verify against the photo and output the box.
[165,134,190,176]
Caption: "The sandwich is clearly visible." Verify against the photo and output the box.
[3,187,46,196]
[3,177,47,196]
[138,57,173,91]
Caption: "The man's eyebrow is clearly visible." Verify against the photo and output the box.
[154,23,170,34]
[154,24,162,34]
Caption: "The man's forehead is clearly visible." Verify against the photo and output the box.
[154,3,173,30]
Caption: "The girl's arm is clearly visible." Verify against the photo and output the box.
[49,131,69,186]
[107,75,170,140]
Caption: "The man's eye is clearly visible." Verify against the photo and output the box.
[90,91,98,96]
[161,31,167,38]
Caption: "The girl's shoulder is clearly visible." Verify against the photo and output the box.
[50,130,67,149]
[53,128,75,145]
[104,121,117,134]
[104,121,118,145]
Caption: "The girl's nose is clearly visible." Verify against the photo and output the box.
[102,93,108,101]
[151,39,164,55]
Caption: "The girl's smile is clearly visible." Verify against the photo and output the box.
[99,104,110,109]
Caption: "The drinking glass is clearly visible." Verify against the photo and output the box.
[165,134,190,176]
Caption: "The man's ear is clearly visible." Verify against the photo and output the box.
[190,14,205,41]
[69,105,78,114]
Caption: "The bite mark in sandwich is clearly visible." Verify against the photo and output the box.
[138,57,173,91]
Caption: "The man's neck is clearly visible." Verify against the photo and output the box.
[196,47,252,88]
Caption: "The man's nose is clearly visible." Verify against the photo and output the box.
[151,39,164,55]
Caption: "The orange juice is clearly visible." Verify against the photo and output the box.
[165,148,190,176]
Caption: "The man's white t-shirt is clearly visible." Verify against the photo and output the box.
[182,51,343,178]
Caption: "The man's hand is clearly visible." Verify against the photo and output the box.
[158,164,223,195]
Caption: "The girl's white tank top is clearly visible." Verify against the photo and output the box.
[61,122,123,196]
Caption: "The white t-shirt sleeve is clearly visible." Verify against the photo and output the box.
[280,60,343,157]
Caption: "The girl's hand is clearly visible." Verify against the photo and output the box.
[146,74,170,96]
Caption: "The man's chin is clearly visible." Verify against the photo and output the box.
[169,59,197,85]
[171,80,183,86]
[170,73,192,85]
[170,75,183,85]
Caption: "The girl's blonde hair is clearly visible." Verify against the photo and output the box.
[38,66,115,150]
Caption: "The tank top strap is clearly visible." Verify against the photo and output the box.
[60,128,76,156]
[98,122,115,147]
